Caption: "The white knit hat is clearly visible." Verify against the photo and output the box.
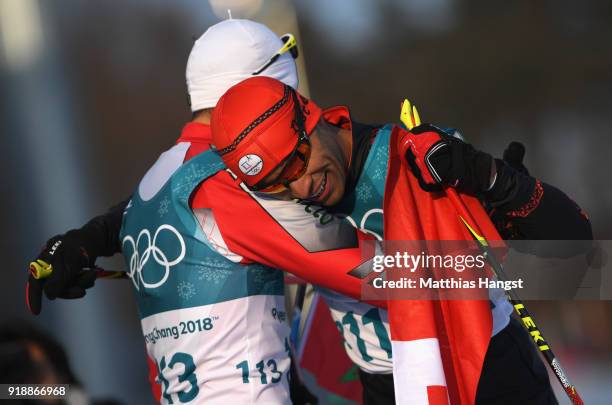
[186,19,299,112]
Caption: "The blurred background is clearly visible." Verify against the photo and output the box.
[1,0,611,403]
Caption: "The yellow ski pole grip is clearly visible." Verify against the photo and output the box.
[29,260,53,279]
[400,99,421,130]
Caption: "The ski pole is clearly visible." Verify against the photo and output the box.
[448,192,584,405]
[29,259,127,280]
[399,98,584,403]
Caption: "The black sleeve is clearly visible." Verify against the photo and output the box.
[486,160,592,244]
[64,198,129,258]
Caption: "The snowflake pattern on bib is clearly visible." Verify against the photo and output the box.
[172,162,225,203]
[356,183,373,203]
[197,258,233,284]
[177,281,196,301]
[158,196,170,218]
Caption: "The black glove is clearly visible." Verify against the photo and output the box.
[26,199,129,315]
[404,124,494,194]
[485,142,535,208]
[503,141,530,175]
[26,232,97,315]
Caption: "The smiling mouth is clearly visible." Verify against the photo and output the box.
[307,172,328,201]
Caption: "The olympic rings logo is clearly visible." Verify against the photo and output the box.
[122,224,186,290]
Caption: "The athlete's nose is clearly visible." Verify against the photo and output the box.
[288,174,313,200]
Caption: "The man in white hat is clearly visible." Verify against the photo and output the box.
[27,17,394,404]
[27,19,305,404]
[27,18,392,404]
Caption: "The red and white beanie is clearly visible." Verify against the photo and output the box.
[211,76,321,187]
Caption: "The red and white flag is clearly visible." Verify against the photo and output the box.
[384,127,502,404]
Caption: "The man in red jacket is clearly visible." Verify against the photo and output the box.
[208,76,592,404]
